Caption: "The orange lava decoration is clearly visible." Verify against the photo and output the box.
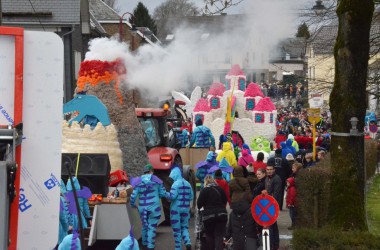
[76,58,127,104]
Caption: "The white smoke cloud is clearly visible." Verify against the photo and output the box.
[85,0,309,102]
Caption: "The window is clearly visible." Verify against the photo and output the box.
[270,113,274,123]
[139,118,161,148]
[210,97,220,109]
[255,113,265,123]
[239,78,245,90]
[246,98,255,110]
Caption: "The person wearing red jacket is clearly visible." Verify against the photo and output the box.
[214,169,231,206]
[274,130,287,149]
[286,177,297,230]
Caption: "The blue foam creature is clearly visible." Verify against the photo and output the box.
[115,226,140,250]
[189,119,215,147]
[65,177,92,231]
[176,129,189,147]
[59,180,71,245]
[210,158,233,182]
[130,173,166,249]
[63,94,111,126]
[165,167,194,250]
[195,151,218,189]
[58,231,81,250]
[365,112,377,125]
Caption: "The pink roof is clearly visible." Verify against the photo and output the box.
[226,64,245,77]
[253,97,276,111]
[194,98,211,112]
[207,82,226,96]
[244,82,264,97]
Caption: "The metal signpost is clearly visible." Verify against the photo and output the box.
[251,194,280,250]
[307,108,321,161]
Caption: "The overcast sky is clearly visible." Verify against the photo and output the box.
[115,0,253,16]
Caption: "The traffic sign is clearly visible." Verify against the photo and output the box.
[262,229,270,250]
[251,194,279,227]
[369,124,378,133]
[307,108,321,124]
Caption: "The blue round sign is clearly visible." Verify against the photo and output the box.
[251,195,279,227]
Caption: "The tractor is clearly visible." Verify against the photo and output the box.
[136,105,196,222]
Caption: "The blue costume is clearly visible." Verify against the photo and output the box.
[176,128,189,147]
[115,227,140,250]
[59,180,71,245]
[189,119,215,147]
[195,151,217,189]
[130,167,166,249]
[281,140,296,159]
[165,167,194,250]
[58,232,81,250]
[217,158,233,182]
[65,177,92,231]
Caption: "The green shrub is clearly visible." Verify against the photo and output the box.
[292,227,380,250]
[365,139,378,179]
[296,156,332,228]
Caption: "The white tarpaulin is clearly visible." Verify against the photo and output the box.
[0,30,63,249]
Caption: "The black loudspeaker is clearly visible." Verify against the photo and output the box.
[61,153,111,196]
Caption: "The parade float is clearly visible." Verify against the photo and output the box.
[175,64,278,150]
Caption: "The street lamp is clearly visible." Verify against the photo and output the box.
[119,12,138,48]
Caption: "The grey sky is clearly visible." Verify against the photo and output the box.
[115,0,252,15]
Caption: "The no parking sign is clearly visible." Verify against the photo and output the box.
[251,194,279,227]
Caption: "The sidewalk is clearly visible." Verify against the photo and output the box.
[277,207,293,250]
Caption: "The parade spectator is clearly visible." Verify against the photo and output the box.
[189,118,215,148]
[130,164,166,250]
[216,142,237,168]
[253,168,267,198]
[267,149,292,210]
[229,166,252,205]
[238,148,254,168]
[253,152,267,174]
[214,169,231,206]
[286,153,295,166]
[291,162,303,178]
[286,177,297,230]
[304,153,316,168]
[165,167,194,250]
[265,165,282,250]
[246,164,258,195]
[197,175,228,250]
[274,130,287,149]
[317,150,327,161]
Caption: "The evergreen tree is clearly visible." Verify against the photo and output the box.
[133,2,157,35]
[296,22,310,39]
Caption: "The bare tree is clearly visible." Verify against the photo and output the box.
[201,0,245,15]
[153,0,200,38]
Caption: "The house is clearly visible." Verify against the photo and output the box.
[307,22,380,109]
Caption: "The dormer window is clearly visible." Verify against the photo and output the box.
[239,78,245,91]
[246,98,255,111]
[210,97,220,109]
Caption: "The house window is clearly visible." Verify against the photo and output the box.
[239,78,245,90]
[246,98,255,111]
[255,113,264,123]
[270,113,274,123]
[194,114,204,124]
[210,97,220,109]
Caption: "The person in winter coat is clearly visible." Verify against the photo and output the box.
[196,151,218,189]
[287,134,299,152]
[189,118,215,148]
[238,148,254,168]
[291,162,303,178]
[225,200,258,250]
[115,228,140,250]
[216,142,237,168]
[130,164,166,250]
[58,232,81,250]
[246,165,258,195]
[253,152,266,174]
[274,130,287,149]
[214,169,231,206]
[65,177,92,231]
[286,177,297,230]
[252,168,266,198]
[165,167,194,250]
[197,175,228,250]
[229,166,252,205]
[265,165,282,250]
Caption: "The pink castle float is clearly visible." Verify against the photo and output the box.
[191,64,277,147]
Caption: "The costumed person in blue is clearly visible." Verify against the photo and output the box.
[65,177,92,231]
[115,226,140,250]
[58,180,71,245]
[58,231,81,250]
[189,118,215,148]
[208,158,233,183]
[176,128,189,147]
[130,164,166,250]
[165,166,194,250]
[195,151,218,189]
